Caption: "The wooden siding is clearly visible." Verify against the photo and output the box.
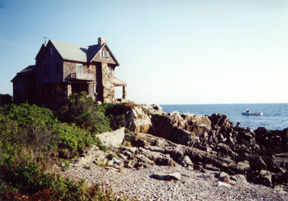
[36,43,63,86]
[92,46,117,65]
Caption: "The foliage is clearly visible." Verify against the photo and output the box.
[0,103,120,200]
[0,103,59,164]
[97,101,136,130]
[0,94,13,106]
[58,92,112,133]
[58,92,137,132]
[0,161,118,200]
[0,103,104,162]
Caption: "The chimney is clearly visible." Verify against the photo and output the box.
[98,37,106,45]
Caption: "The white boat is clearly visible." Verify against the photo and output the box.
[241,109,263,116]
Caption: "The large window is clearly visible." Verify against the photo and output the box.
[76,64,83,74]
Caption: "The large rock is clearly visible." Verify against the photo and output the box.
[150,172,181,180]
[249,155,267,171]
[72,145,108,166]
[125,107,153,133]
[97,127,125,147]
[237,160,250,173]
[151,114,194,145]
[251,170,273,187]
[177,155,194,168]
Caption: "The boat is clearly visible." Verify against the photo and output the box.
[241,109,263,116]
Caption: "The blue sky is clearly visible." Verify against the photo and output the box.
[0,0,287,104]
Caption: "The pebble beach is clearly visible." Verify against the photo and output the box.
[62,164,288,201]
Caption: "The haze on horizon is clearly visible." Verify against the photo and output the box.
[0,0,287,105]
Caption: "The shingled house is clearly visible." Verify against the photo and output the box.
[11,37,127,109]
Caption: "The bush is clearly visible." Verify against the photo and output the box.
[0,94,12,106]
[58,92,112,133]
[0,103,107,163]
[0,161,117,200]
[0,103,59,164]
[0,103,117,200]
[97,101,136,130]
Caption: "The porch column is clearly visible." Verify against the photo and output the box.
[67,83,72,99]
[122,85,127,100]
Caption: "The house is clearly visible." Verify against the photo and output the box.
[11,37,127,109]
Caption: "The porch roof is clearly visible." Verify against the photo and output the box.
[113,77,127,86]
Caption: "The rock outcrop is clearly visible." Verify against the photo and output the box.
[126,106,288,189]
[97,127,125,147]
[72,104,288,191]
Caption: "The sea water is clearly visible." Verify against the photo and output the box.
[161,103,288,130]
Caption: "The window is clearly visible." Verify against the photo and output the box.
[108,66,113,76]
[50,47,53,55]
[94,84,97,94]
[105,51,109,58]
[76,64,83,74]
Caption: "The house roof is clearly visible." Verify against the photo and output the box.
[49,40,119,66]
[50,40,89,63]
[11,65,36,82]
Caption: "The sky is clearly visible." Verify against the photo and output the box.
[0,0,287,104]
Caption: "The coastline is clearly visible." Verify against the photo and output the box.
[61,103,288,200]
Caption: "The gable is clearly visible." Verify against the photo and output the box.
[91,45,119,66]
[36,40,119,66]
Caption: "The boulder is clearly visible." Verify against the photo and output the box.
[217,181,231,188]
[204,164,220,172]
[72,145,107,166]
[249,156,267,171]
[177,155,193,168]
[250,170,273,187]
[218,172,230,183]
[182,113,212,133]
[137,147,175,166]
[151,114,194,145]
[125,107,152,133]
[125,154,155,169]
[97,127,125,147]
[237,160,250,173]
[209,113,233,128]
[150,172,181,180]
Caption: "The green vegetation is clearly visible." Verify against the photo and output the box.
[58,92,136,131]
[0,93,12,106]
[0,162,117,200]
[0,95,130,200]
[58,92,112,133]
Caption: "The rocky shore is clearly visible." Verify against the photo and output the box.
[61,104,288,200]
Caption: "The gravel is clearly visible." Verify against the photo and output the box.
[62,164,288,201]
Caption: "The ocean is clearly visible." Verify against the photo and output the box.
[161,103,288,130]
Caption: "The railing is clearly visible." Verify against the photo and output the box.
[70,73,94,81]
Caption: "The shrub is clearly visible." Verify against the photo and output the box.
[0,94,12,106]
[58,92,112,133]
[97,101,136,130]
[0,161,117,200]
[0,103,107,162]
[0,103,118,200]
